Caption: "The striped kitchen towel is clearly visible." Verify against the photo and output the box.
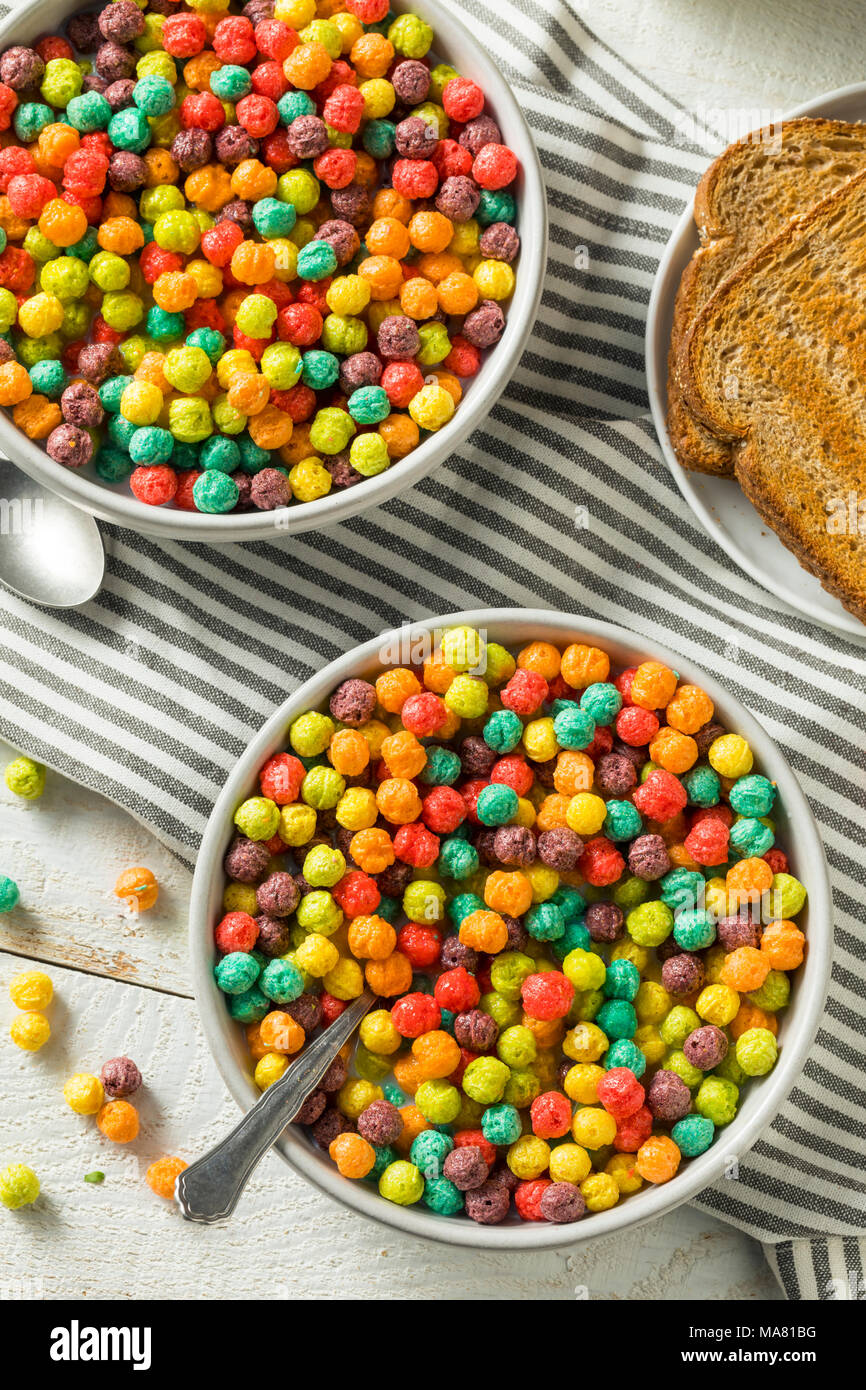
[0,0,863,1299]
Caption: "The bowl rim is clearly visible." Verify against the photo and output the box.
[0,0,548,542]
[189,607,833,1250]
[645,83,866,638]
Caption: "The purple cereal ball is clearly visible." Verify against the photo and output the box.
[146,0,178,14]
[216,198,254,231]
[656,935,682,963]
[104,78,136,112]
[256,871,300,918]
[311,1107,353,1147]
[254,914,291,958]
[95,41,138,83]
[459,115,501,155]
[391,59,430,105]
[585,901,624,944]
[479,222,520,263]
[628,833,670,881]
[377,314,420,361]
[171,129,213,173]
[285,992,322,1034]
[464,1179,511,1224]
[231,470,254,510]
[76,342,123,384]
[493,825,536,867]
[316,219,359,266]
[334,826,357,864]
[357,1099,403,1147]
[716,912,759,952]
[329,184,370,226]
[251,468,291,511]
[540,1182,586,1224]
[286,113,330,159]
[661,952,705,998]
[214,126,259,165]
[394,115,437,158]
[339,351,381,393]
[243,0,274,20]
[66,14,102,52]
[293,871,312,899]
[487,1164,519,1193]
[329,677,376,725]
[224,836,270,883]
[558,1058,572,1088]
[694,721,727,756]
[0,341,14,365]
[443,1145,488,1191]
[83,73,110,95]
[440,936,477,972]
[502,914,529,951]
[294,1088,327,1126]
[99,1,145,42]
[60,381,103,429]
[108,150,146,192]
[374,860,414,898]
[100,1056,142,1099]
[462,300,506,349]
[460,735,497,778]
[612,739,646,770]
[435,174,480,222]
[46,424,92,469]
[319,1055,347,1094]
[326,452,364,489]
[537,827,582,871]
[529,757,557,788]
[475,829,500,867]
[454,1007,498,1052]
[594,752,637,796]
[683,1024,728,1071]
[647,1069,692,1122]
[0,46,44,91]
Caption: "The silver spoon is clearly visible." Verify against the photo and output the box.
[176,990,375,1223]
[0,456,105,608]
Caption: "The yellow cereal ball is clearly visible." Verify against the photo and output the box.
[507,1133,550,1179]
[63,1073,105,1115]
[522,717,558,762]
[360,1008,402,1055]
[524,862,559,902]
[472,259,515,300]
[323,955,364,1000]
[294,932,339,977]
[9,969,53,1011]
[337,1077,383,1119]
[408,383,455,431]
[254,1052,289,1090]
[222,882,258,915]
[571,1106,617,1149]
[549,1142,592,1184]
[606,1152,643,1195]
[562,1062,604,1104]
[708,733,753,779]
[635,980,671,1025]
[565,792,607,836]
[580,1171,620,1211]
[696,983,740,1027]
[10,1011,51,1051]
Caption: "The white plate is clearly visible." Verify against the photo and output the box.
[646,83,866,638]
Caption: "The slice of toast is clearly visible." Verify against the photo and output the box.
[667,118,866,476]
[678,168,866,623]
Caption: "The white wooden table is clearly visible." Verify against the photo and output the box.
[4,0,852,1300]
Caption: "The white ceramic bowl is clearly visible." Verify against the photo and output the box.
[646,84,866,638]
[0,0,547,542]
[190,608,832,1249]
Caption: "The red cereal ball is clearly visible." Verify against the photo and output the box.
[176,469,204,510]
[615,704,659,746]
[201,220,244,268]
[684,817,729,867]
[7,173,54,218]
[584,724,614,762]
[346,0,390,21]
[460,779,488,825]
[255,19,299,62]
[392,158,439,200]
[433,139,473,179]
[215,911,259,954]
[213,15,257,64]
[632,768,688,822]
[259,751,305,804]
[277,382,316,421]
[442,77,485,123]
[313,60,357,106]
[0,83,17,131]
[236,94,279,139]
[578,835,625,887]
[596,1067,645,1119]
[448,1047,476,1087]
[393,821,440,867]
[181,91,225,133]
[763,847,788,875]
[162,13,207,58]
[381,360,424,407]
[63,148,108,196]
[396,923,442,970]
[444,336,480,378]
[490,754,533,796]
[321,993,347,1024]
[0,248,38,295]
[261,128,298,174]
[324,84,365,134]
[92,317,124,346]
[129,466,178,508]
[63,190,102,223]
[186,299,226,336]
[390,991,441,1038]
[453,1128,496,1166]
[521,970,574,1021]
[515,1177,550,1220]
[421,785,466,834]
[434,966,480,1013]
[36,36,73,62]
[296,281,330,314]
[692,804,733,829]
[614,1103,653,1153]
[473,143,518,190]
[332,870,381,917]
[278,302,321,346]
[530,1091,571,1139]
[233,328,271,360]
[614,666,636,704]
[500,667,548,715]
[0,146,34,192]
[251,61,289,102]
[313,147,356,189]
[255,277,293,311]
[400,691,446,736]
[139,242,184,284]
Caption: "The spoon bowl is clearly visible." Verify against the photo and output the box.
[0,455,104,608]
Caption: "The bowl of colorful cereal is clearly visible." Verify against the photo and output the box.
[0,0,546,541]
[190,610,831,1247]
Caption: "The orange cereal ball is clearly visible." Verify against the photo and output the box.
[373,187,412,223]
[153,270,198,312]
[630,660,678,710]
[347,913,397,960]
[245,1021,269,1060]
[366,215,411,258]
[0,361,32,406]
[518,641,562,680]
[284,40,333,90]
[375,777,422,825]
[12,394,60,440]
[97,1100,140,1144]
[329,1131,375,1179]
[552,750,594,795]
[328,727,370,775]
[560,643,610,688]
[437,271,478,316]
[365,950,413,997]
[649,727,698,774]
[484,869,533,917]
[231,239,276,285]
[666,684,714,735]
[259,1010,306,1053]
[408,209,453,253]
[146,1156,188,1199]
[114,867,159,913]
[248,403,294,448]
[729,1001,778,1040]
[760,920,806,971]
[394,1103,430,1152]
[381,729,426,778]
[636,1134,681,1184]
[412,1029,460,1079]
[96,216,144,255]
[726,856,773,904]
[400,275,439,319]
[459,909,508,954]
[378,412,419,458]
[719,946,771,993]
[349,827,394,874]
[375,666,421,712]
[350,31,394,78]
[358,254,403,300]
[535,793,571,832]
[185,164,233,213]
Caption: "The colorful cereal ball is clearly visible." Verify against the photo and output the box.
[5,756,45,799]
[97,1100,140,1143]
[0,1163,40,1209]
[63,1073,105,1115]
[9,969,52,1010]
[146,1156,188,1199]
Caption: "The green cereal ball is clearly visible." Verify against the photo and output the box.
[423,1176,464,1215]
[41,58,82,109]
[767,873,807,920]
[714,1052,747,1087]
[297,239,338,281]
[612,875,651,912]
[416,321,450,365]
[212,396,247,436]
[563,947,606,992]
[260,958,304,1004]
[695,1075,739,1126]
[0,1163,40,1210]
[603,958,640,1002]
[252,196,297,239]
[29,358,67,398]
[682,765,721,807]
[379,1159,424,1206]
[140,185,184,222]
[481,1102,522,1145]
[233,796,279,841]
[580,682,622,725]
[550,918,591,961]
[415,1079,461,1124]
[5,757,45,800]
[489,951,534,1002]
[659,1005,701,1049]
[673,908,716,952]
[290,710,334,757]
[16,334,62,367]
[448,892,483,928]
[570,987,603,1022]
[102,292,144,332]
[66,91,111,131]
[171,442,200,470]
[427,62,457,103]
[496,1024,536,1068]
[24,227,61,264]
[89,251,130,293]
[0,873,19,912]
[603,799,642,842]
[108,414,137,451]
[477,189,516,227]
[129,426,173,465]
[552,705,595,750]
[296,890,342,936]
[133,75,176,116]
[482,708,523,754]
[278,90,315,124]
[303,843,345,888]
[108,107,151,152]
[604,1038,646,1076]
[235,294,278,337]
[67,227,99,262]
[355,1042,391,1083]
[363,118,395,158]
[502,1067,540,1108]
[214,951,261,995]
[350,432,390,477]
[482,643,516,685]
[671,1114,715,1158]
[200,435,241,474]
[301,765,344,810]
[420,745,461,786]
[170,397,212,444]
[14,102,53,142]
[367,1144,397,1181]
[595,999,637,1041]
[462,1056,510,1104]
[154,209,200,256]
[260,342,302,390]
[729,773,776,817]
[228,983,269,1024]
[348,385,390,425]
[388,13,433,56]
[165,345,211,393]
[186,327,225,364]
[402,879,445,924]
[192,468,237,513]
[664,1048,704,1089]
[98,375,133,413]
[735,1027,778,1077]
[729,816,774,858]
[660,867,704,912]
[301,349,340,390]
[410,1128,453,1177]
[309,406,354,455]
[210,64,252,101]
[476,782,518,827]
[59,302,91,341]
[118,335,150,373]
[438,837,478,880]
[321,312,367,356]
[551,886,588,924]
[524,901,564,942]
[625,899,673,948]
[95,447,134,483]
[747,969,790,1013]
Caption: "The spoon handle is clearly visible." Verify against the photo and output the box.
[175,990,375,1224]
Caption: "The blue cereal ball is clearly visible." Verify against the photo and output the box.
[228,983,269,1023]
[301,349,340,390]
[483,708,523,754]
[672,1113,715,1157]
[410,1128,453,1178]
[603,958,640,1001]
[553,704,595,750]
[129,426,174,464]
[729,816,774,858]
[98,374,132,413]
[362,119,396,158]
[366,1144,397,1181]
[682,765,721,807]
[448,891,483,927]
[526,901,565,942]
[580,682,622,725]
[29,358,67,397]
[423,1175,464,1215]
[260,957,304,1003]
[193,470,239,513]
[200,435,241,473]
[476,782,518,826]
[209,65,252,102]
[108,107,151,153]
[296,239,338,281]
[0,874,19,912]
[673,908,716,952]
[237,436,271,474]
[596,999,637,1041]
[729,773,776,817]
[481,1102,522,1145]
[66,92,111,132]
[419,745,461,786]
[604,1038,646,1077]
[214,951,260,994]
[146,306,184,340]
[603,798,643,842]
[133,76,176,116]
